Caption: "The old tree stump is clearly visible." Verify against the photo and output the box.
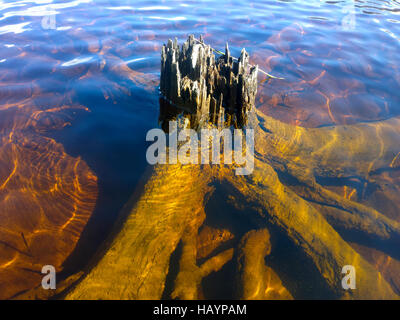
[63,35,400,300]
[160,35,258,128]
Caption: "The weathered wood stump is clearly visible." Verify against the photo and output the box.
[160,35,258,128]
[56,35,400,301]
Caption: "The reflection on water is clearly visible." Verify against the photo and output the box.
[0,0,399,299]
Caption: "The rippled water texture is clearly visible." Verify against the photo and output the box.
[0,0,399,299]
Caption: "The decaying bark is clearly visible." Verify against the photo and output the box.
[160,35,258,128]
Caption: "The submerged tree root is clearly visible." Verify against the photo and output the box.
[63,109,400,300]
[236,229,292,300]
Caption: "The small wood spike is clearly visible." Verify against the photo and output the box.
[160,35,258,128]
[225,42,230,63]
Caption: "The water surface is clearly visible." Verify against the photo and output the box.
[0,0,399,299]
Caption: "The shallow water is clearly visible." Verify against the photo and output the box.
[0,0,399,299]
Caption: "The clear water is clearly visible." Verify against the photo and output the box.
[0,0,399,298]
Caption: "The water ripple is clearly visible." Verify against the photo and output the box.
[0,0,400,299]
